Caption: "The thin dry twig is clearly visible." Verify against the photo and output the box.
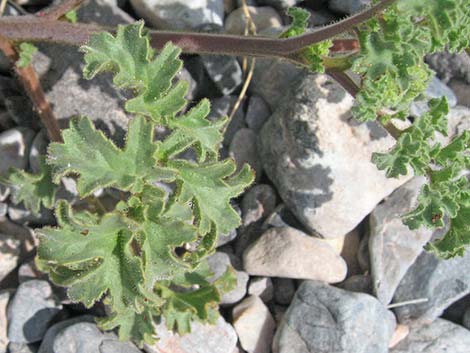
[37,0,85,20]
[0,34,62,142]
[387,298,429,309]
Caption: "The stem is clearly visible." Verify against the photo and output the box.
[0,34,62,142]
[37,0,85,20]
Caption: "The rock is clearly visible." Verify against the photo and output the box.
[357,232,370,272]
[7,343,37,353]
[248,277,274,302]
[272,305,287,324]
[0,128,35,176]
[328,0,370,14]
[224,6,282,35]
[229,128,262,179]
[233,296,276,353]
[7,280,62,344]
[130,0,224,30]
[144,317,237,353]
[243,227,347,282]
[273,281,396,353]
[201,53,243,96]
[28,130,49,174]
[8,205,55,226]
[241,184,277,226]
[100,339,143,353]
[249,58,304,110]
[389,324,410,349]
[410,76,457,117]
[245,95,271,133]
[256,0,301,9]
[463,307,470,329]
[369,177,435,305]
[259,74,410,238]
[0,203,6,218]
[0,233,21,282]
[0,290,12,353]
[207,252,249,305]
[449,79,470,106]
[392,250,470,324]
[209,96,246,146]
[260,204,303,231]
[0,186,9,203]
[218,204,241,247]
[272,278,296,305]
[322,229,362,276]
[339,275,373,294]
[390,319,470,353]
[426,51,470,84]
[18,261,47,284]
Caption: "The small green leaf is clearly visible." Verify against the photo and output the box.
[17,43,38,68]
[64,10,78,23]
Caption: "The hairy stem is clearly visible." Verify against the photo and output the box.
[0,34,62,142]
[37,0,85,20]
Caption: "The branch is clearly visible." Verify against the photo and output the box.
[0,0,396,59]
[0,34,62,142]
[37,0,85,20]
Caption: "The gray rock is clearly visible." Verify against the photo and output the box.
[0,128,35,176]
[1,290,12,353]
[7,205,55,226]
[130,0,224,30]
[7,280,62,343]
[100,340,143,353]
[260,204,303,231]
[0,233,21,282]
[201,53,243,96]
[328,0,370,14]
[207,252,249,305]
[245,95,271,133]
[369,177,434,305]
[243,227,347,282]
[272,278,295,305]
[28,131,49,174]
[426,51,470,84]
[410,77,458,117]
[224,6,282,35]
[232,296,276,353]
[273,281,396,353]
[357,232,370,273]
[449,79,470,107]
[0,203,6,218]
[463,307,470,329]
[390,319,470,353]
[392,250,470,324]
[339,275,373,295]
[259,74,410,238]
[217,204,241,247]
[209,96,246,146]
[7,343,37,353]
[256,0,301,9]
[0,186,9,203]
[241,184,277,226]
[229,128,262,180]
[248,277,274,302]
[144,317,237,353]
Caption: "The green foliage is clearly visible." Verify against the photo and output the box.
[17,42,38,68]
[64,10,78,23]
[33,21,254,346]
[281,7,332,73]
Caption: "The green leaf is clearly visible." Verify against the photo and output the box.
[0,158,57,215]
[36,200,143,311]
[64,10,78,23]
[81,22,187,123]
[17,42,38,68]
[168,159,254,235]
[47,115,159,197]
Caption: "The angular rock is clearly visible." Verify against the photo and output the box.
[209,96,246,146]
[339,275,373,295]
[248,277,274,302]
[224,6,282,35]
[243,227,347,282]
[241,184,277,227]
[392,250,470,324]
[273,281,396,353]
[328,0,370,14]
[0,128,35,176]
[100,339,143,353]
[233,296,276,353]
[369,177,435,305]
[0,203,6,218]
[0,290,12,353]
[272,278,296,305]
[259,74,409,238]
[201,53,243,96]
[426,51,470,84]
[130,0,224,30]
[449,79,470,106]
[207,252,248,305]
[322,229,362,276]
[390,319,470,353]
[7,343,37,353]
[7,280,62,343]
[229,128,262,180]
[389,324,410,349]
[144,317,237,353]
[245,95,271,133]
[0,233,21,282]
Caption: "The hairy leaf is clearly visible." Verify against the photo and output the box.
[17,42,38,68]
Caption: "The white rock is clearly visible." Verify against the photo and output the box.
[248,277,274,302]
[233,296,276,353]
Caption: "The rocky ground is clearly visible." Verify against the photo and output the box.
[1,0,470,352]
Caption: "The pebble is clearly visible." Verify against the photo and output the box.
[209,96,247,146]
[322,229,362,276]
[328,0,370,14]
[449,79,470,106]
[463,307,470,329]
[273,281,396,353]
[7,280,62,344]
[224,6,282,35]
[272,278,296,305]
[245,95,271,133]
[0,290,12,353]
[243,227,347,282]
[229,128,262,180]
[388,324,410,349]
[201,52,243,96]
[232,296,276,353]
[144,317,237,353]
[390,319,470,353]
[256,0,301,9]
[28,130,49,174]
[339,275,373,294]
[0,128,35,176]
[241,184,277,227]
[0,233,21,283]
[248,277,274,302]
[259,74,410,239]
